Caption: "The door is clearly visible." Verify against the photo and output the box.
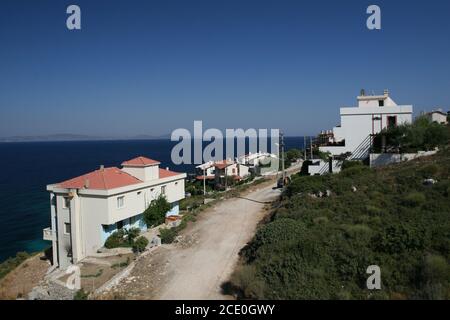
[387,116,397,129]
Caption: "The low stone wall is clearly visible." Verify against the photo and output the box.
[370,150,438,168]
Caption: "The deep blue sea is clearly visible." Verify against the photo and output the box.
[0,137,305,262]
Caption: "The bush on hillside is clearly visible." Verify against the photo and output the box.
[159,228,178,244]
[104,228,142,249]
[74,289,89,300]
[0,251,31,280]
[143,195,171,228]
[229,145,450,299]
[341,160,364,171]
[401,192,426,207]
[132,236,149,253]
[372,116,449,153]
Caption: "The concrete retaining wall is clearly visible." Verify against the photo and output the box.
[370,150,438,168]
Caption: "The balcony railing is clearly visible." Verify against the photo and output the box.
[43,227,53,241]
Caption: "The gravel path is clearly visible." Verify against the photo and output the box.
[102,181,281,300]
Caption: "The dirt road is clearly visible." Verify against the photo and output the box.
[101,181,281,300]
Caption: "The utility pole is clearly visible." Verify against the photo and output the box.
[203,168,206,196]
[304,136,307,160]
[280,132,286,183]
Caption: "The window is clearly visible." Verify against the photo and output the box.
[64,223,71,234]
[117,196,125,208]
[161,185,166,195]
[63,197,70,209]
[378,100,384,107]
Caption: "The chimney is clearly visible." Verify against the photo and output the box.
[166,167,169,171]
[384,89,389,96]
[100,165,104,170]
[84,179,90,189]
[360,89,365,96]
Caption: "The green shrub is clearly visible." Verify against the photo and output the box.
[74,289,89,300]
[104,228,141,249]
[159,228,178,244]
[104,229,127,248]
[402,192,426,207]
[373,116,449,153]
[132,236,149,253]
[286,148,302,162]
[127,227,140,242]
[419,254,450,299]
[365,205,384,216]
[143,195,171,228]
[376,223,427,254]
[341,160,364,171]
[418,164,439,178]
[340,165,368,177]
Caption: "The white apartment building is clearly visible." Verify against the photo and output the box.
[318,90,413,158]
[43,156,186,269]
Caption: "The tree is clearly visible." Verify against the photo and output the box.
[286,148,302,162]
[143,195,171,228]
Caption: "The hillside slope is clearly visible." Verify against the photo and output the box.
[228,146,450,300]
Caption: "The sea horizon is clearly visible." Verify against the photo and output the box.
[0,137,305,262]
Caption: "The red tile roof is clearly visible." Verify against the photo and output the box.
[195,175,215,180]
[59,167,142,190]
[121,156,160,167]
[214,160,234,169]
[159,168,182,178]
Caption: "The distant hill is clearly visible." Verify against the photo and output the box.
[0,133,171,143]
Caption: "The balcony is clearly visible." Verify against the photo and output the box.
[43,227,53,241]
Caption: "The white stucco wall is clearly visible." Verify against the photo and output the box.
[428,113,447,124]
[122,165,159,181]
[321,105,413,156]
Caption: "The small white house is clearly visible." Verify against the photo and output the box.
[425,109,448,124]
[43,156,186,269]
[237,152,278,167]
[318,90,413,159]
[195,159,250,183]
[237,152,279,175]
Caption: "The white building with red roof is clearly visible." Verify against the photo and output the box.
[43,156,186,269]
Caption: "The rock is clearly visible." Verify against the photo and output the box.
[423,178,437,186]
[151,236,161,247]
[351,186,357,192]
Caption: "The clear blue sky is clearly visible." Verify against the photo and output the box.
[1,0,449,137]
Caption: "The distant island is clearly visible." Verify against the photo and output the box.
[0,133,171,143]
